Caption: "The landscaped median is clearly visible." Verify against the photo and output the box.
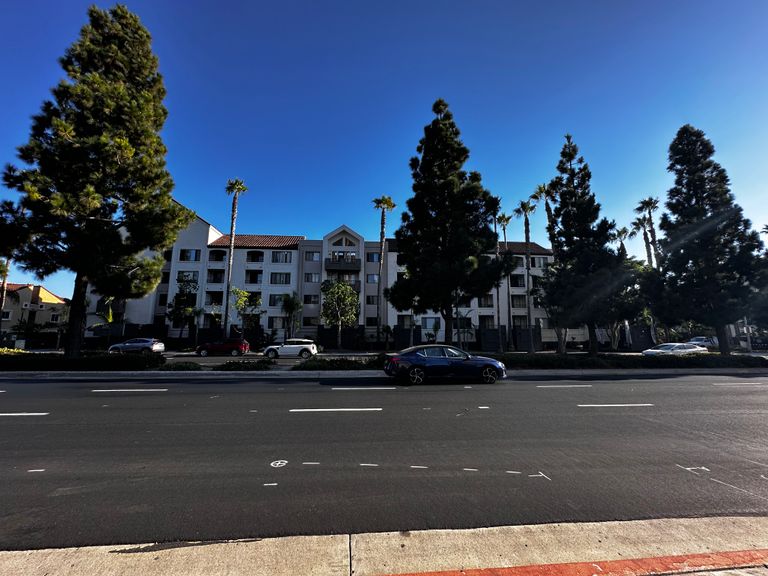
[483,352,768,370]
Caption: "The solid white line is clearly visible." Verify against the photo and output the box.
[410,465,428,469]
[463,468,478,472]
[711,478,768,501]
[478,406,490,409]
[712,383,768,387]
[27,469,45,473]
[0,390,6,393]
[0,412,49,417]
[263,483,278,486]
[506,471,522,474]
[302,462,320,465]
[91,389,168,393]
[289,408,382,412]
[359,463,379,467]
[537,384,593,388]
[464,386,473,389]
[331,387,397,391]
[578,404,654,407]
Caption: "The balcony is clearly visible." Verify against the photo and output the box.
[325,255,361,271]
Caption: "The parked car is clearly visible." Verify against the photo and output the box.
[641,343,708,356]
[108,338,165,354]
[688,336,719,348]
[264,339,318,359]
[196,339,250,357]
[384,344,506,384]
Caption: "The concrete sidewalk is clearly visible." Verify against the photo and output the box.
[2,516,767,576]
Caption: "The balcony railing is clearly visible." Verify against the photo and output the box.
[325,256,361,271]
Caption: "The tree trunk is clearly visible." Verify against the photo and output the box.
[64,271,89,358]
[502,229,513,351]
[524,216,534,353]
[337,320,342,350]
[555,326,567,355]
[643,229,653,268]
[609,321,621,351]
[223,193,239,338]
[0,259,8,335]
[646,210,661,265]
[443,306,454,346]
[588,324,599,356]
[376,209,385,345]
[545,201,557,260]
[494,217,503,352]
[715,324,731,355]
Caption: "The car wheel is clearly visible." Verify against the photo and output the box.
[266,349,278,359]
[231,349,239,357]
[300,349,311,359]
[199,349,208,357]
[481,366,498,384]
[408,366,426,385]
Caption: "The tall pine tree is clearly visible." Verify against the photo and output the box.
[538,135,627,355]
[2,5,192,357]
[658,125,765,354]
[387,99,512,345]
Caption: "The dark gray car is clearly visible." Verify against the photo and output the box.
[108,338,165,354]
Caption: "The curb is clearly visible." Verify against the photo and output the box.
[386,549,768,576]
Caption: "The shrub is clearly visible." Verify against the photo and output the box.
[159,361,203,371]
[292,354,387,371]
[0,352,166,371]
[217,359,275,371]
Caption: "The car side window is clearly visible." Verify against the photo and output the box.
[424,347,446,358]
[445,347,466,359]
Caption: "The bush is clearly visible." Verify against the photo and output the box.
[292,354,387,371]
[482,352,768,370]
[217,359,275,371]
[0,352,166,371]
[159,361,203,371]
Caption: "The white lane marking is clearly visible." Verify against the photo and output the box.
[331,387,397,391]
[710,478,768,501]
[761,475,768,481]
[0,390,6,393]
[529,471,552,481]
[410,465,428,469]
[746,459,768,468]
[478,406,490,409]
[422,407,431,410]
[263,483,278,486]
[27,469,45,473]
[359,463,379,467]
[712,383,768,387]
[463,468,478,472]
[249,410,258,413]
[209,395,220,399]
[537,384,593,388]
[506,471,522,474]
[91,389,168,393]
[0,412,49,417]
[102,405,109,408]
[676,464,710,475]
[464,386,473,389]
[302,462,320,465]
[270,460,288,468]
[578,404,654,408]
[289,408,382,412]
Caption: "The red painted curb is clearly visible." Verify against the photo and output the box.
[388,548,768,576]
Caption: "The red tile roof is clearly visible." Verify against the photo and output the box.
[386,239,552,256]
[6,283,31,292]
[208,234,304,249]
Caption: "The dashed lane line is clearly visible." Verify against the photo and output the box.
[263,483,278,487]
[578,403,654,407]
[359,463,379,467]
[410,465,428,469]
[0,412,49,417]
[289,408,383,413]
[537,384,593,388]
[710,478,768,501]
[331,387,397,391]
[91,389,168,393]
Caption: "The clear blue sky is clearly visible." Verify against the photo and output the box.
[2,0,767,300]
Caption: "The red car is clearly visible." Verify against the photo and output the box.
[196,339,250,357]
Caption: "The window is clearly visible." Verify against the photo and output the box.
[207,269,224,283]
[205,291,223,306]
[511,295,526,309]
[247,250,264,263]
[270,272,291,285]
[268,316,287,329]
[422,347,445,358]
[510,274,525,287]
[421,317,441,330]
[445,347,468,359]
[160,271,170,284]
[179,249,201,262]
[305,251,320,262]
[2,310,11,320]
[163,249,173,261]
[303,316,319,326]
[158,293,168,307]
[478,294,494,307]
[479,315,495,329]
[177,271,199,283]
[365,317,378,327]
[366,295,378,305]
[514,256,525,268]
[366,252,380,263]
[272,251,292,263]
[247,292,262,306]
[531,275,543,289]
[303,294,320,305]
[513,316,528,328]
[304,273,321,283]
[269,294,288,307]
[208,250,226,262]
[452,317,472,329]
[246,270,263,284]
[366,274,379,284]
[397,315,413,328]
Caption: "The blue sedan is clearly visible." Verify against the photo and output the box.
[384,345,506,384]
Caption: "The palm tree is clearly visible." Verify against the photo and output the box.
[635,197,660,265]
[497,212,513,349]
[223,178,248,338]
[281,292,302,339]
[615,226,630,259]
[372,196,396,345]
[0,258,9,335]
[530,183,558,258]
[514,199,536,353]
[629,215,653,267]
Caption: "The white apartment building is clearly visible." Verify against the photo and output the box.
[86,211,556,347]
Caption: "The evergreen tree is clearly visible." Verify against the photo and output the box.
[387,99,512,345]
[538,135,625,355]
[2,5,192,356]
[658,125,765,354]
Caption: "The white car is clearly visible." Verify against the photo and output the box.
[688,336,718,348]
[108,338,165,354]
[263,339,318,359]
[641,343,708,356]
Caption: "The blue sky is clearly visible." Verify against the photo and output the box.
[2,0,767,299]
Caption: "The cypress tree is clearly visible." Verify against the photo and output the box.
[2,5,192,356]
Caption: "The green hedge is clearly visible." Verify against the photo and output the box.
[482,352,768,370]
[217,359,275,371]
[292,354,387,371]
[159,361,204,371]
[0,352,166,371]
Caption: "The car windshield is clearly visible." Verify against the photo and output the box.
[653,344,677,350]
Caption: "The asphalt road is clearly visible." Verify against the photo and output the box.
[1,373,767,550]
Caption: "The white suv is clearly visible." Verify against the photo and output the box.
[264,339,318,359]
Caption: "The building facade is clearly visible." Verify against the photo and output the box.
[85,212,556,346]
[1,283,69,347]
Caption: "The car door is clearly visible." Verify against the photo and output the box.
[422,346,450,377]
[282,341,299,356]
[124,339,141,352]
[445,346,473,378]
